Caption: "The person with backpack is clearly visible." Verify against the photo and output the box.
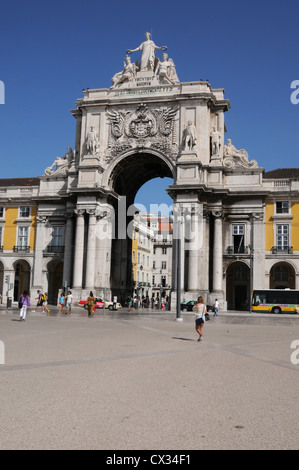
[19,290,31,322]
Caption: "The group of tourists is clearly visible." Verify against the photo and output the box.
[18,289,74,321]
[57,290,73,315]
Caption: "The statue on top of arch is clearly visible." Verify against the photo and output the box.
[111,32,179,89]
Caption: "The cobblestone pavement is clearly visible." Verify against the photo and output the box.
[0,307,298,450]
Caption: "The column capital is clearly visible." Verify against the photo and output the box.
[36,215,48,224]
[211,210,224,219]
[74,209,85,217]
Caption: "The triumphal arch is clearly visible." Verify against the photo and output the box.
[36,33,264,307]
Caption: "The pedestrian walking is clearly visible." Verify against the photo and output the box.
[193,296,207,342]
[58,291,65,314]
[34,290,42,312]
[214,299,219,317]
[34,290,50,314]
[87,291,95,317]
[127,295,132,311]
[65,291,73,315]
[19,290,30,322]
[43,292,50,315]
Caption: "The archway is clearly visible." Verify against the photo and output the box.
[13,260,31,301]
[107,151,174,304]
[47,260,63,305]
[270,262,295,289]
[226,261,250,311]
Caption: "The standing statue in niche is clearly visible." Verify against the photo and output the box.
[183,121,197,150]
[86,126,99,155]
[126,32,167,72]
[155,53,179,84]
[210,126,221,157]
[111,55,137,88]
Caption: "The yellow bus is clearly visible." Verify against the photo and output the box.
[252,289,299,314]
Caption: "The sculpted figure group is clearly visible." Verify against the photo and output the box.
[111,32,179,88]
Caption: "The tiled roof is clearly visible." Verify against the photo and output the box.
[264,168,299,179]
[0,177,40,187]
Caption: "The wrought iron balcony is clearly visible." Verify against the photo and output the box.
[271,246,293,254]
[45,245,65,253]
[13,245,30,253]
[226,246,250,255]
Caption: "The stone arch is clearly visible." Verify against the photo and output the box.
[269,261,296,289]
[13,259,31,301]
[104,149,175,205]
[102,150,175,304]
[226,260,250,311]
[47,259,63,305]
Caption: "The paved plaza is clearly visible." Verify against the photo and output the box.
[0,306,298,450]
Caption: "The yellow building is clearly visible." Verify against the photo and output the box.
[0,178,39,303]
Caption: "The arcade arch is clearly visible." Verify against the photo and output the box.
[226,261,250,311]
[47,260,63,305]
[269,262,295,289]
[13,260,31,301]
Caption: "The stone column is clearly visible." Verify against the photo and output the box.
[212,210,223,293]
[85,209,97,289]
[62,215,73,289]
[95,207,114,297]
[187,204,201,292]
[32,215,47,290]
[73,209,85,288]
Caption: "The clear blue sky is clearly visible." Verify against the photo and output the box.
[0,0,298,213]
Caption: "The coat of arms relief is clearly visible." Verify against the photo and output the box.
[105,103,179,162]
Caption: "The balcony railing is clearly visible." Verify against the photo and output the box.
[271,246,293,254]
[13,245,30,253]
[226,246,250,255]
[45,245,65,253]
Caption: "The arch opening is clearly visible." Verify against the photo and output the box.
[108,152,174,304]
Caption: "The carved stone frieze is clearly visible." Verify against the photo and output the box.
[105,103,178,161]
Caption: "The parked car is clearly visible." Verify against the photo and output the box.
[180,300,215,312]
[180,300,196,312]
[79,298,122,310]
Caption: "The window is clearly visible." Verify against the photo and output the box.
[153,261,156,269]
[162,247,167,254]
[19,206,30,218]
[232,224,245,253]
[161,261,167,269]
[277,225,289,251]
[0,207,4,218]
[276,201,289,214]
[51,226,63,247]
[133,250,135,263]
[161,275,166,287]
[0,226,2,247]
[18,226,29,248]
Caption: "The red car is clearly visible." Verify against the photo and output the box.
[79,298,105,310]
[79,298,122,310]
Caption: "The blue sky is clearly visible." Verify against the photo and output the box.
[0,0,298,212]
